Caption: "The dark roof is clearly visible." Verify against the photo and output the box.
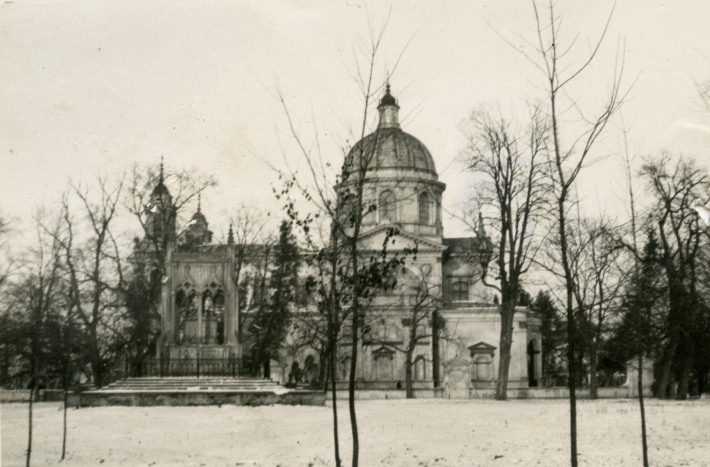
[151,182,171,197]
[378,84,398,108]
[345,127,436,174]
[443,237,488,255]
[191,210,207,224]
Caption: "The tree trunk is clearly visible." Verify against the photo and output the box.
[495,302,515,400]
[90,327,102,388]
[26,383,34,467]
[319,350,328,391]
[348,307,359,467]
[405,348,414,399]
[656,338,677,399]
[432,311,440,387]
[676,351,693,401]
[638,354,649,467]
[62,388,68,461]
[329,341,342,467]
[589,339,598,400]
[566,308,578,467]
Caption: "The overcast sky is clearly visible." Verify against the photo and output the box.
[2,0,709,245]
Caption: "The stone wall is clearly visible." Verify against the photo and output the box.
[324,386,650,400]
[69,390,326,407]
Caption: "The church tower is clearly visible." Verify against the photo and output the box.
[179,194,213,249]
[146,159,177,247]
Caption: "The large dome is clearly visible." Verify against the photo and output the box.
[338,85,446,241]
[345,127,437,175]
[343,84,437,178]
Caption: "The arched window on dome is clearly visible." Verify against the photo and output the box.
[379,190,397,223]
[418,192,431,225]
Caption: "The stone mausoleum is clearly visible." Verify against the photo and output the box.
[136,86,543,397]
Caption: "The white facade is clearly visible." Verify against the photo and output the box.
[276,86,542,394]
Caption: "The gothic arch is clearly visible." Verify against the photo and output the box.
[175,281,197,344]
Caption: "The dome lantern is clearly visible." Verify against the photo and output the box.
[377,83,400,129]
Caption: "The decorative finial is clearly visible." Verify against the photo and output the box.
[478,211,487,237]
[379,82,397,108]
[159,156,164,184]
[227,223,234,245]
[378,82,399,128]
[197,192,201,213]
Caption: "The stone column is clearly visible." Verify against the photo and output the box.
[168,289,175,343]
[197,291,203,344]
[623,358,654,397]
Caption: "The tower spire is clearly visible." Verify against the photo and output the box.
[159,156,164,184]
[227,223,234,245]
[197,192,202,213]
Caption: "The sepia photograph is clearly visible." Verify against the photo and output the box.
[1,1,710,466]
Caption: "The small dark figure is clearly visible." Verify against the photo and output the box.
[689,380,700,399]
[303,355,316,385]
[288,361,302,388]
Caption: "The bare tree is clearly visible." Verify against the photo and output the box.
[0,211,19,387]
[491,2,631,463]
[389,268,441,399]
[60,176,125,388]
[461,104,549,399]
[0,211,17,290]
[566,218,626,399]
[639,154,709,399]
[698,79,710,113]
[618,124,649,466]
[227,202,275,343]
[266,13,413,467]
[7,210,65,467]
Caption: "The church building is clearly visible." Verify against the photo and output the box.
[139,86,542,397]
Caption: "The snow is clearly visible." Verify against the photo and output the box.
[2,398,709,466]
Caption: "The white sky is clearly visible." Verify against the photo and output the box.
[1,0,709,246]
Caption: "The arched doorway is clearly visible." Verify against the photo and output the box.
[527,340,540,387]
[201,285,225,345]
[175,284,197,344]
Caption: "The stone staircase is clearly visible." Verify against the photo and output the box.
[72,376,324,407]
[100,377,281,392]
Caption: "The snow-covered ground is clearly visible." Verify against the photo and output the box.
[2,398,709,466]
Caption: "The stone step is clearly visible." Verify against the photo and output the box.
[101,388,280,392]
[122,378,270,381]
[105,385,279,390]
[115,380,277,384]
[102,378,281,392]
[115,380,276,385]
[111,381,278,385]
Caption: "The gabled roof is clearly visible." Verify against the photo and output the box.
[468,341,497,351]
[468,341,497,356]
[358,225,446,252]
